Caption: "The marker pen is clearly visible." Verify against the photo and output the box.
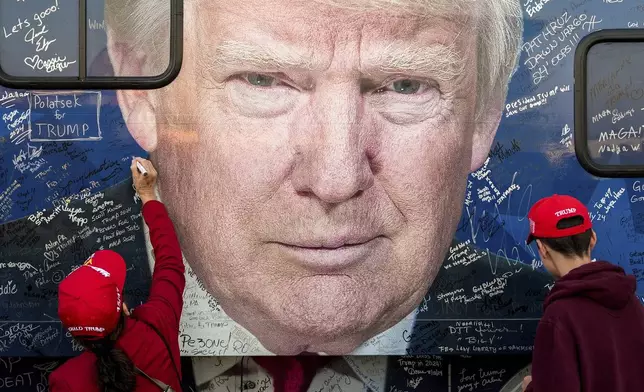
[136,161,148,176]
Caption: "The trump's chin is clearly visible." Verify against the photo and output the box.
[227,276,401,355]
[249,327,377,356]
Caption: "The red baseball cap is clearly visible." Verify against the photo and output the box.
[58,250,126,339]
[526,194,592,244]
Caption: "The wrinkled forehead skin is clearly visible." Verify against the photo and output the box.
[105,0,481,63]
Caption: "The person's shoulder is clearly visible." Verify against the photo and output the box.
[539,298,579,325]
[49,353,96,390]
[48,368,69,391]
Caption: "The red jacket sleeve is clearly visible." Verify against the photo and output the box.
[526,319,580,392]
[132,200,186,370]
[48,369,72,392]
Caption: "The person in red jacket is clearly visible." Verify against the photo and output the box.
[49,157,186,392]
[521,194,644,392]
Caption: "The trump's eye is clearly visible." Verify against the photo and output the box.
[239,73,298,90]
[245,73,278,87]
[228,72,298,118]
[375,78,430,95]
[369,77,443,125]
[392,79,420,94]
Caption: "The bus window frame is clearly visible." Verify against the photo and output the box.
[574,28,644,178]
[0,0,183,90]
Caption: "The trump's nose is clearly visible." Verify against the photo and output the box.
[291,87,375,205]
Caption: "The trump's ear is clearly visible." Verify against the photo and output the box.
[470,95,503,172]
[105,27,158,152]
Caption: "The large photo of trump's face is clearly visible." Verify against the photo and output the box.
[104,0,523,354]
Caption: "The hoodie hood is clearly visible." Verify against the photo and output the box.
[544,261,637,310]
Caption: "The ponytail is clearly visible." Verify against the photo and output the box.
[81,316,137,392]
[94,343,137,392]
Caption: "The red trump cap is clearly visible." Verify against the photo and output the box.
[58,250,126,339]
[526,194,592,245]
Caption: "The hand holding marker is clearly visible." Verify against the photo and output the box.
[136,161,148,176]
[131,157,157,204]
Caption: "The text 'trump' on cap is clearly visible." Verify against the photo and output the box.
[58,250,127,339]
[526,194,592,245]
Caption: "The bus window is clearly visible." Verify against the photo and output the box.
[575,29,644,177]
[0,0,182,89]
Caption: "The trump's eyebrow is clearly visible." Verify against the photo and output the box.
[205,39,465,81]
[364,42,466,82]
[206,40,317,72]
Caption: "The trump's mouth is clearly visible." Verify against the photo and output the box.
[273,236,385,271]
